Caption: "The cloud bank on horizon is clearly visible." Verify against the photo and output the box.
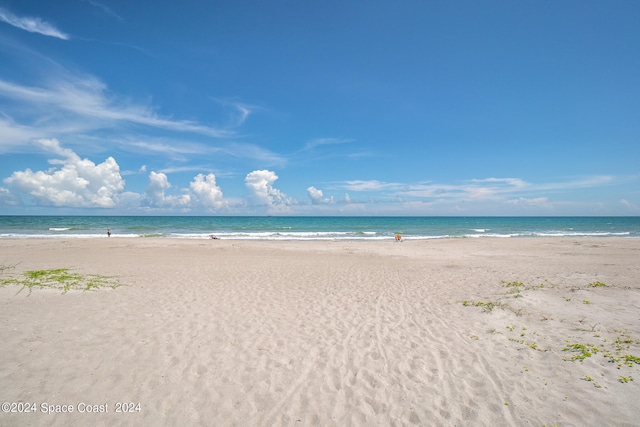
[0,1,638,215]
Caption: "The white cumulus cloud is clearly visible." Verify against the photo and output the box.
[144,171,189,208]
[307,186,333,204]
[189,173,225,209]
[3,139,124,207]
[145,171,171,205]
[244,170,291,207]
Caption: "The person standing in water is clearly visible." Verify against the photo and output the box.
[107,229,111,237]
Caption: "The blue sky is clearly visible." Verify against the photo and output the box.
[0,0,638,215]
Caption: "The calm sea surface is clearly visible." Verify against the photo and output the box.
[0,216,638,240]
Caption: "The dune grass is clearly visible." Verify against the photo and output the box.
[1,265,122,295]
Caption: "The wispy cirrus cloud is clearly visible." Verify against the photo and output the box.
[332,175,624,204]
[399,178,530,200]
[533,175,617,191]
[301,174,636,215]
[340,180,403,192]
[125,139,285,166]
[0,77,235,138]
[0,72,288,169]
[0,7,69,40]
[507,197,550,207]
[209,97,261,127]
[470,177,528,188]
[0,116,42,153]
[304,137,354,151]
[401,176,620,201]
[83,0,124,22]
[225,142,286,166]
[125,139,220,162]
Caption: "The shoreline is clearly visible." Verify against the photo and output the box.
[1,237,639,425]
[1,233,638,240]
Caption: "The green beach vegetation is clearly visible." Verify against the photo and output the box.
[1,265,121,295]
[462,279,640,389]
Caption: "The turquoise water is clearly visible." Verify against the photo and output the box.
[0,216,638,240]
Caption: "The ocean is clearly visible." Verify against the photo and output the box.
[0,216,638,240]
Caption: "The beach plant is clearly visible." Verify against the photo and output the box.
[462,300,505,313]
[536,279,553,289]
[502,280,524,288]
[565,333,640,375]
[502,281,524,298]
[502,279,554,292]
[588,281,608,287]
[602,351,621,367]
[508,337,547,352]
[583,375,602,388]
[477,301,502,313]
[0,268,121,295]
[563,342,600,361]
[613,334,637,349]
[622,354,640,367]
[468,279,639,389]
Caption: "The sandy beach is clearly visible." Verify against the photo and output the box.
[1,237,639,426]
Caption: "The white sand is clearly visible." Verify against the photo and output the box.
[1,238,639,426]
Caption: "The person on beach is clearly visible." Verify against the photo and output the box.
[210,234,219,240]
[395,233,402,242]
[107,229,111,237]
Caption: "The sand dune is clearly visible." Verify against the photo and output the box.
[1,238,639,426]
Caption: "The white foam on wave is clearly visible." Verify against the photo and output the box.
[535,231,630,237]
[170,231,391,240]
[1,230,634,241]
[464,233,520,238]
[409,235,453,240]
[0,233,139,239]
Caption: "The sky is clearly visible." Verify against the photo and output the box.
[0,0,638,216]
